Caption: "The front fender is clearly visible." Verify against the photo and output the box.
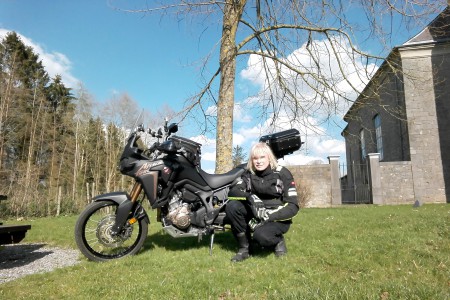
[92,192,150,228]
[92,191,130,205]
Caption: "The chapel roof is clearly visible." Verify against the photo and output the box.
[404,6,450,45]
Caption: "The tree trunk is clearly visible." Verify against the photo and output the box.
[56,185,62,216]
[0,57,15,169]
[215,0,246,174]
[86,182,90,203]
[23,81,45,210]
[72,118,80,203]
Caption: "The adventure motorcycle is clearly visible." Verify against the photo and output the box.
[74,119,301,262]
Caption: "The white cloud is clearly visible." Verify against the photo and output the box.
[240,38,377,121]
[280,153,327,166]
[233,102,253,123]
[201,150,216,162]
[0,29,80,88]
[311,138,346,156]
[230,38,377,165]
[189,134,215,146]
[232,132,246,146]
[240,53,271,87]
[205,105,217,117]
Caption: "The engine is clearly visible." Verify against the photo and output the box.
[167,203,191,229]
[165,190,192,230]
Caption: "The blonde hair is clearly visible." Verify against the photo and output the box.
[247,142,278,173]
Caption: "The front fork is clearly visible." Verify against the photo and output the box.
[111,182,143,234]
[129,181,143,202]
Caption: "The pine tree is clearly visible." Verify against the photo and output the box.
[84,117,107,199]
[0,32,77,216]
[232,145,247,168]
[0,32,51,215]
[46,75,75,215]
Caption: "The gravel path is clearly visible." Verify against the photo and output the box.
[0,243,81,284]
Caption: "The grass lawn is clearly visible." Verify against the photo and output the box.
[0,204,448,299]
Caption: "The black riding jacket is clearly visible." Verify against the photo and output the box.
[244,166,299,222]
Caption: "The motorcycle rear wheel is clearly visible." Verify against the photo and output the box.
[74,200,148,262]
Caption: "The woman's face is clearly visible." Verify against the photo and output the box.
[252,152,270,171]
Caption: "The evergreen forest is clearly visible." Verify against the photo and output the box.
[0,32,140,217]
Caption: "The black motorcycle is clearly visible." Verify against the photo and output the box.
[74,119,301,261]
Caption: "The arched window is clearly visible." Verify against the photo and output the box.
[359,129,366,161]
[374,114,384,160]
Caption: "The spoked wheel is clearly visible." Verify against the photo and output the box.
[74,200,148,262]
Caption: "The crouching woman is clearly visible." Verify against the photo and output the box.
[225,142,299,262]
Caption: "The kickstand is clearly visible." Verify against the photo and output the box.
[209,232,215,256]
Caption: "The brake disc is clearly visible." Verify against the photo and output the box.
[95,215,133,248]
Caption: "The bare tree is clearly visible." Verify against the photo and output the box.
[101,92,142,130]
[110,0,447,173]
[72,84,95,208]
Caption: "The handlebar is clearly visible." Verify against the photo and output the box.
[128,119,179,159]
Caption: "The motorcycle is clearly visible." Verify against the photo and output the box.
[74,119,301,262]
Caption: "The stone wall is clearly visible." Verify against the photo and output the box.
[432,47,450,203]
[289,164,332,208]
[287,152,444,207]
[399,45,448,203]
[379,161,415,204]
[365,153,444,205]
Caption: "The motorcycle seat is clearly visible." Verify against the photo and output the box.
[198,167,245,189]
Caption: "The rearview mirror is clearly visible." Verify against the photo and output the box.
[167,123,178,134]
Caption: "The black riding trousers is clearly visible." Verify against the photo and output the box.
[225,200,290,247]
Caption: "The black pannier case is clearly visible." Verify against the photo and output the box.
[259,129,302,159]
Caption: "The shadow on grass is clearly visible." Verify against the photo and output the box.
[142,229,236,252]
[141,229,273,259]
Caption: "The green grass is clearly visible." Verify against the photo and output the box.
[1,204,449,299]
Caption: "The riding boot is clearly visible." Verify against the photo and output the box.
[246,231,254,255]
[274,236,287,257]
[231,232,250,262]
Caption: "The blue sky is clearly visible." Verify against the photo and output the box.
[0,0,212,105]
[0,1,444,173]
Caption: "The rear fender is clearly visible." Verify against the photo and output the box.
[92,192,150,233]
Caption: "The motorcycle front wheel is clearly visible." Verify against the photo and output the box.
[74,200,148,262]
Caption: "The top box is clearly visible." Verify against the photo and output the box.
[259,129,302,159]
